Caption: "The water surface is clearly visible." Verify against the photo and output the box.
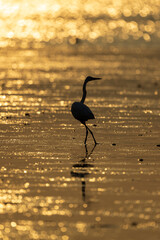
[0,0,160,239]
[0,48,160,240]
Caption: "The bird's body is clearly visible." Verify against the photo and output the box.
[71,76,101,145]
[71,102,95,124]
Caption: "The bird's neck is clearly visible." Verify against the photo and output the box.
[80,81,87,103]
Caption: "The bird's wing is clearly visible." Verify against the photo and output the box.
[71,102,95,122]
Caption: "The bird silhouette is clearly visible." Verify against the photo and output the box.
[71,76,101,145]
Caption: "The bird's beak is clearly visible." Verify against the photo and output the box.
[91,77,101,80]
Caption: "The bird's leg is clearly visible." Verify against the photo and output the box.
[84,125,88,145]
[82,181,86,201]
[86,125,97,145]
[84,143,88,157]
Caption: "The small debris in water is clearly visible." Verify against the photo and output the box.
[112,143,116,146]
[156,145,160,147]
[131,221,138,227]
[24,123,30,126]
[6,116,12,119]
[138,158,143,162]
[137,84,142,88]
[93,124,97,127]
[25,113,30,117]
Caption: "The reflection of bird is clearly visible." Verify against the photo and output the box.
[71,144,97,201]
[71,76,101,145]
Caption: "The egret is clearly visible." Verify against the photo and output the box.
[71,76,101,145]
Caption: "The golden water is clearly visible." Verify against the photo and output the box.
[0,0,160,47]
[0,1,160,240]
[0,49,160,239]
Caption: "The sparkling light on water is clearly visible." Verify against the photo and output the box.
[0,0,159,47]
[0,1,160,240]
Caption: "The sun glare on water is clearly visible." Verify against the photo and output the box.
[0,1,160,240]
[0,0,159,48]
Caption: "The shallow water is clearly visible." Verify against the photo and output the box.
[0,0,160,48]
[0,47,160,240]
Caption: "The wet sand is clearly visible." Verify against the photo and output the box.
[0,47,160,240]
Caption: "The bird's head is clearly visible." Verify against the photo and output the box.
[85,76,101,83]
